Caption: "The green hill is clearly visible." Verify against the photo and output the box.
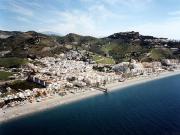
[0,30,180,64]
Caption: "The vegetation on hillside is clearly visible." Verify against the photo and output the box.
[0,58,27,68]
[150,48,173,61]
[0,30,179,64]
[92,54,115,64]
[9,80,43,90]
[0,71,14,81]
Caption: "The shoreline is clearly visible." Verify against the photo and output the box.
[0,71,180,124]
[106,71,180,91]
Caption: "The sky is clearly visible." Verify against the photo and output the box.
[0,0,180,39]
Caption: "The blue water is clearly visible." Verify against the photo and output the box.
[1,75,180,135]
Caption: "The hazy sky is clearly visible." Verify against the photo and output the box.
[0,0,180,39]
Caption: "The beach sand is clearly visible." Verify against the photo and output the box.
[0,71,180,123]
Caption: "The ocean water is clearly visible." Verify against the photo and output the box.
[1,75,180,135]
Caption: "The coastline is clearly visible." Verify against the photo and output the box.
[0,71,180,124]
[106,71,180,91]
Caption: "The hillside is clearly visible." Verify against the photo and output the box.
[0,31,67,58]
[0,30,180,64]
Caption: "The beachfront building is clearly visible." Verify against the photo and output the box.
[131,61,145,76]
[161,59,180,70]
[142,62,163,73]
[162,59,179,66]
[112,62,130,73]
[113,60,157,76]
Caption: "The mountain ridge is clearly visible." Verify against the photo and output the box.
[0,30,179,63]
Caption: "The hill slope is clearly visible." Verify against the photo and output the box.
[0,30,180,63]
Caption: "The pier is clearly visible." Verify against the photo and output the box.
[91,86,108,93]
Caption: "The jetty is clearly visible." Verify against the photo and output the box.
[91,86,108,93]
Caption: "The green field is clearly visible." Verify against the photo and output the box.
[0,71,14,80]
[150,48,173,60]
[92,54,115,64]
[0,57,27,68]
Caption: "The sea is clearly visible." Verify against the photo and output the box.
[1,74,180,135]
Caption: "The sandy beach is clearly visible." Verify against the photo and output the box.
[0,71,180,123]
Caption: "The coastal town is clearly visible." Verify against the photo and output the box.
[0,30,180,122]
[0,49,180,114]
[2,0,180,134]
